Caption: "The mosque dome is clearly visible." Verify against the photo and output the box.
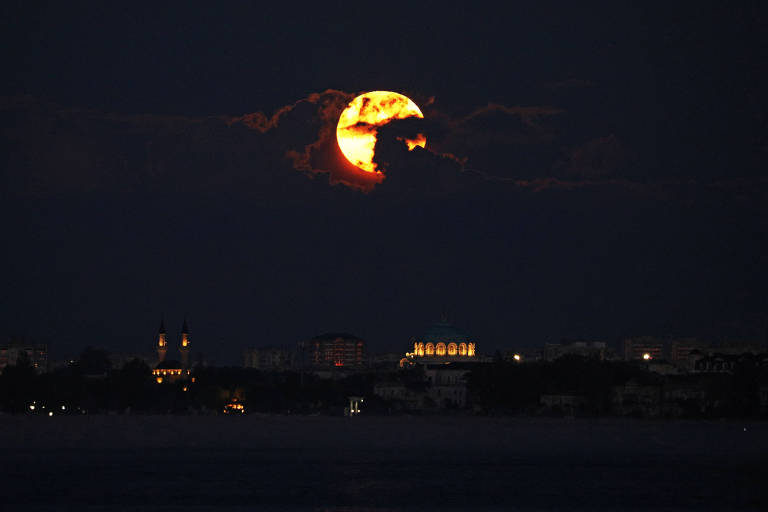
[421,322,470,345]
[405,320,477,361]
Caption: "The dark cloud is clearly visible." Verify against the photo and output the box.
[1,96,279,197]
[557,134,636,180]
[227,89,379,191]
[428,103,563,150]
[3,92,767,205]
[419,102,564,182]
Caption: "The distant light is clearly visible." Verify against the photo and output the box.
[29,405,35,411]
[48,411,53,417]
[61,405,66,410]
[183,386,188,392]
[156,377,163,384]
[513,354,521,362]
[642,353,652,360]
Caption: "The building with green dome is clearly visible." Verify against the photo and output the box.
[401,321,478,367]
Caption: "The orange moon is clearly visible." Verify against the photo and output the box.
[336,91,426,173]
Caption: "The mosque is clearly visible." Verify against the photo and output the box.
[400,320,478,367]
[152,318,192,383]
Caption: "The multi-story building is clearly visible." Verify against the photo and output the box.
[423,364,469,408]
[543,340,607,361]
[243,346,292,370]
[0,338,48,373]
[624,336,664,361]
[669,338,701,363]
[296,333,366,368]
[373,363,471,409]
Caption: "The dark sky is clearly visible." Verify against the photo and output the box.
[1,2,767,363]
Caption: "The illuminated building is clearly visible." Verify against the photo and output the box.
[152,364,191,383]
[223,398,245,414]
[0,338,48,374]
[296,333,366,369]
[401,321,479,367]
[346,396,364,416]
[179,317,191,369]
[623,337,664,361]
[382,320,483,409]
[151,318,192,383]
[626,337,764,367]
[156,318,168,364]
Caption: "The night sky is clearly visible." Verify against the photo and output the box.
[2,2,767,363]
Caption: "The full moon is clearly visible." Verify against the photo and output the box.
[336,91,426,173]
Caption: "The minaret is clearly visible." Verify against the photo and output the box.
[180,317,191,368]
[157,317,167,364]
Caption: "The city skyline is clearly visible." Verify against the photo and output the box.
[2,3,767,510]
[3,4,768,361]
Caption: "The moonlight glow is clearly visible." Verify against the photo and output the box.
[336,91,426,173]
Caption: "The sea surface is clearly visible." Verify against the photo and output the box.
[1,415,766,511]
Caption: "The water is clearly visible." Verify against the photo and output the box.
[1,415,766,510]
